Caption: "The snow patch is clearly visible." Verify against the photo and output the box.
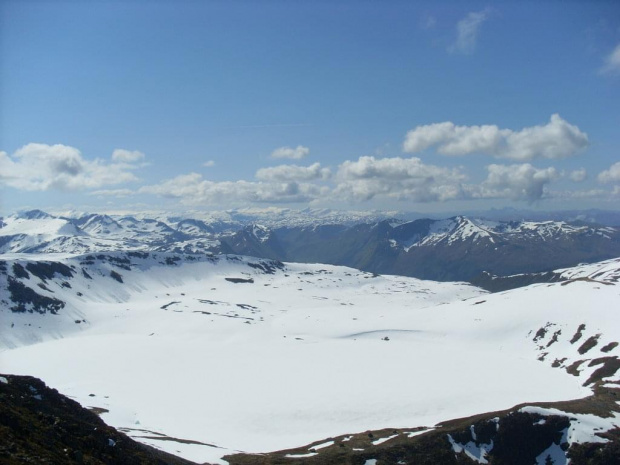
[372,434,399,445]
[535,429,568,465]
[447,434,493,464]
[309,440,333,450]
[521,406,620,446]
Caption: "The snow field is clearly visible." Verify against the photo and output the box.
[2,254,619,463]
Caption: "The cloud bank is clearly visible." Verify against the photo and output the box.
[403,114,588,161]
[5,113,608,208]
[139,173,327,205]
[334,156,468,202]
[0,143,144,191]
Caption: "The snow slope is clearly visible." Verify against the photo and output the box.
[1,254,619,463]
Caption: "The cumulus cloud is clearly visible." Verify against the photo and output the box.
[139,173,327,206]
[334,156,468,202]
[449,9,490,55]
[403,114,588,161]
[569,168,587,182]
[111,149,145,163]
[136,156,569,207]
[203,160,216,167]
[0,143,143,191]
[475,163,559,202]
[270,145,310,160]
[255,163,331,182]
[598,161,620,183]
[600,43,620,75]
[141,156,473,206]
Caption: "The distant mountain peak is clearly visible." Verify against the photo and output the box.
[15,209,54,220]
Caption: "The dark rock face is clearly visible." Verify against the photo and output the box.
[7,277,65,314]
[25,262,74,282]
[0,374,196,465]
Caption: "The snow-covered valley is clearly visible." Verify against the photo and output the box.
[2,252,619,463]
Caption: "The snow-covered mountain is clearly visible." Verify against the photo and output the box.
[226,216,620,281]
[0,210,228,255]
[2,251,619,463]
[2,210,619,283]
[400,216,616,247]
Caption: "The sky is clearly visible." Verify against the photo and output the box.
[1,0,620,216]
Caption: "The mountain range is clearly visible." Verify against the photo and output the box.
[2,209,620,283]
[225,216,620,282]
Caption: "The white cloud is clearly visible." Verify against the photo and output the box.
[569,168,587,182]
[334,156,468,202]
[600,43,620,75]
[111,149,145,163]
[475,163,559,202]
[0,143,142,191]
[270,145,310,160]
[203,160,216,167]
[141,156,471,206]
[333,158,559,204]
[139,173,327,206]
[598,161,620,183]
[449,9,490,55]
[255,163,331,182]
[403,114,588,161]
[135,156,570,207]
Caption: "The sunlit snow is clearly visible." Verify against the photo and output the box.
[1,253,618,463]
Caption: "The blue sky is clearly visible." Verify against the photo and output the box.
[1,0,619,215]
